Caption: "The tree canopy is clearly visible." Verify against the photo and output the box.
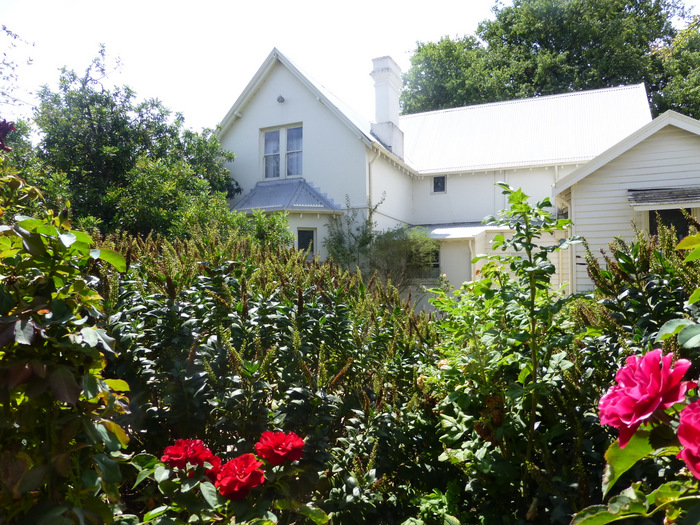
[30,48,240,234]
[401,0,699,117]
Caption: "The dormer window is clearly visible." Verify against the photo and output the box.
[263,125,303,179]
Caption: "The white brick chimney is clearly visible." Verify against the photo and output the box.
[370,56,404,159]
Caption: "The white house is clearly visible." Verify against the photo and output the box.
[554,110,700,292]
[218,48,664,292]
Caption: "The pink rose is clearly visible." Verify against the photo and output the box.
[599,349,695,448]
[678,400,700,479]
[254,431,305,466]
[214,453,265,501]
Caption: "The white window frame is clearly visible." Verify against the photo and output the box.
[262,125,303,180]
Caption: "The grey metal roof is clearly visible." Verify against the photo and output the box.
[400,84,652,174]
[628,186,700,206]
[233,179,341,213]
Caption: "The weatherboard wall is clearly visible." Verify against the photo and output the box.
[569,125,700,291]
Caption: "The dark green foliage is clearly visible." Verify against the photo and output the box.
[401,0,688,116]
[324,198,439,293]
[0,174,130,524]
[103,231,452,522]
[423,185,610,523]
[32,48,239,234]
[583,217,700,348]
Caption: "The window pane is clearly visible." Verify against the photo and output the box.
[264,154,280,178]
[433,176,446,193]
[650,208,690,238]
[287,151,302,176]
[265,130,280,154]
[298,229,314,254]
[287,127,302,152]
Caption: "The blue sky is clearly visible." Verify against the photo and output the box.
[3,0,699,131]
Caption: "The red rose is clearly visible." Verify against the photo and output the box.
[599,349,695,448]
[161,439,217,470]
[214,453,265,500]
[678,400,700,479]
[254,431,305,465]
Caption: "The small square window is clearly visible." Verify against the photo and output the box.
[433,176,446,193]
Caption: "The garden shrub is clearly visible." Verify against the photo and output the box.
[420,185,610,524]
[103,230,453,522]
[0,172,130,524]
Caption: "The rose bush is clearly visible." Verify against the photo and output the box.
[598,349,695,447]
[254,430,305,466]
[128,431,325,523]
[571,349,700,524]
[678,400,700,478]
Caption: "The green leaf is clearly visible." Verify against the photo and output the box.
[58,232,76,247]
[678,324,700,348]
[95,422,121,451]
[655,319,695,342]
[676,233,700,250]
[91,248,126,272]
[647,481,687,506]
[570,505,630,525]
[602,431,653,497]
[143,505,168,522]
[295,503,329,524]
[69,230,93,244]
[133,468,153,489]
[200,481,221,509]
[154,465,170,483]
[688,288,700,305]
[48,365,81,405]
[104,378,130,392]
[14,318,36,345]
[93,453,122,483]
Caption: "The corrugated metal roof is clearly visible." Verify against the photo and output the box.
[400,84,652,174]
[234,179,341,213]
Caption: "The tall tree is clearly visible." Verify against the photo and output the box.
[401,0,687,115]
[33,48,239,231]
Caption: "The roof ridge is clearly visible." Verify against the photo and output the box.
[400,83,646,120]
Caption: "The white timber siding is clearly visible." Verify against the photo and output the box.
[570,126,700,291]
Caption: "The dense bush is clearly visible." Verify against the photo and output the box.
[0,173,130,524]
[99,230,453,522]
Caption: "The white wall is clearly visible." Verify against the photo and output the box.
[569,125,700,290]
[287,213,334,260]
[410,166,567,225]
[370,154,413,230]
[220,62,370,211]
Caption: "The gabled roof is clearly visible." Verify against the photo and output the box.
[400,84,652,174]
[218,48,378,150]
[554,110,700,196]
[233,179,341,213]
